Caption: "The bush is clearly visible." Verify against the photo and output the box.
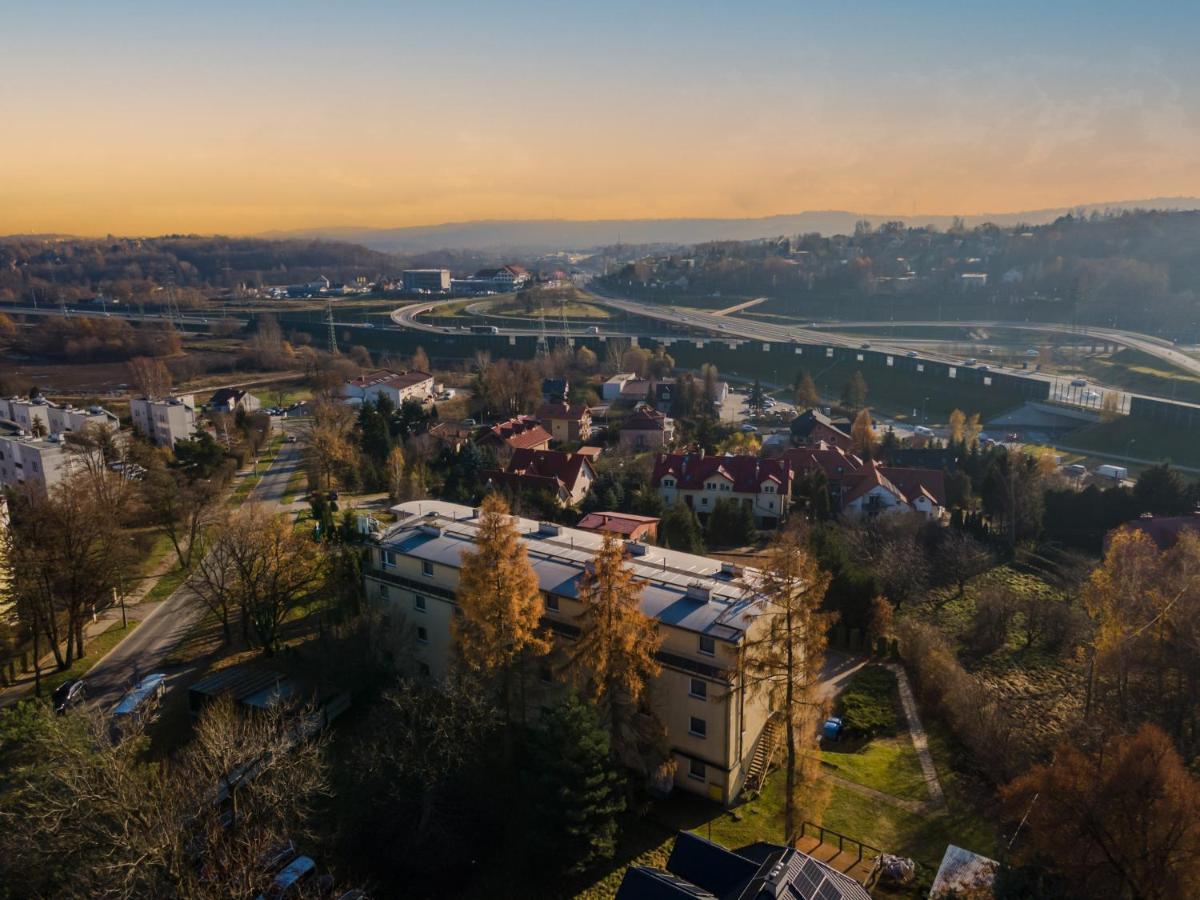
[837,665,900,737]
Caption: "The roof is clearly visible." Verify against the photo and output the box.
[880,466,946,507]
[652,453,791,494]
[783,444,865,481]
[577,511,660,536]
[622,406,670,431]
[208,387,246,406]
[790,408,852,443]
[476,416,552,450]
[1123,514,1200,550]
[506,447,594,490]
[380,501,766,642]
[615,832,872,900]
[537,401,590,421]
[345,369,433,391]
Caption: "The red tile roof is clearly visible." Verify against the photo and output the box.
[651,452,791,493]
[506,448,594,493]
[476,416,552,450]
[536,401,590,422]
[621,406,670,431]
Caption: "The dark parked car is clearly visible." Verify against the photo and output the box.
[53,678,87,715]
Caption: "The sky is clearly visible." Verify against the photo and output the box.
[2,0,1199,235]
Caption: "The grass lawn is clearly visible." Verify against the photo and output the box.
[228,472,261,505]
[281,468,309,505]
[820,736,928,802]
[491,299,612,320]
[36,621,139,701]
[141,561,192,605]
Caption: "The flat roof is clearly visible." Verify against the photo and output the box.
[378,501,767,642]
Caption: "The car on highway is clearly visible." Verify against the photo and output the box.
[978,364,990,371]
[1070,378,1088,387]
[860,342,871,349]
[53,678,87,715]
[586,326,600,334]
[963,358,978,366]
[1083,390,1101,401]
[906,350,918,358]
[1026,348,1039,357]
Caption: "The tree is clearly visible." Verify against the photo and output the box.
[1100,391,1120,422]
[937,530,993,598]
[841,371,868,409]
[565,533,662,763]
[739,525,834,844]
[849,408,876,456]
[0,696,334,900]
[701,363,719,407]
[526,695,625,875]
[453,493,549,726]
[999,725,1200,900]
[948,408,966,444]
[867,595,894,650]
[1133,463,1194,516]
[794,370,820,408]
[386,445,408,502]
[410,346,431,372]
[304,399,356,489]
[127,355,172,398]
[747,378,766,415]
[706,498,757,548]
[716,430,761,456]
[186,504,324,651]
[659,504,705,553]
[143,464,221,569]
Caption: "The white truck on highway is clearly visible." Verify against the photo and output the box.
[1095,464,1128,481]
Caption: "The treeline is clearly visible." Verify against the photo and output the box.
[0,236,399,304]
[600,209,1200,331]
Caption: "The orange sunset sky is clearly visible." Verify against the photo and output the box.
[2,1,1198,236]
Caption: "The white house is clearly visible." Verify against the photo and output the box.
[343,370,435,407]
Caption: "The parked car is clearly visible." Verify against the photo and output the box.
[1064,463,1088,477]
[914,425,935,437]
[740,424,759,433]
[53,678,87,715]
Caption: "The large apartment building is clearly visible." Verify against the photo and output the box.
[0,429,76,493]
[129,395,197,448]
[0,396,119,436]
[365,500,777,805]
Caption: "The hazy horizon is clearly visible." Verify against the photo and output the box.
[3,1,1199,235]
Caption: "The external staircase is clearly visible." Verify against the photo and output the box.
[743,714,782,794]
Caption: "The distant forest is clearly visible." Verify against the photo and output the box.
[599,210,1200,333]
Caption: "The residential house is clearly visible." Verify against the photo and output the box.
[207,388,262,415]
[616,831,871,900]
[650,378,676,412]
[343,370,435,407]
[789,408,853,450]
[365,501,779,804]
[475,415,553,462]
[602,373,636,401]
[652,452,792,527]
[129,395,197,448]
[576,511,659,543]
[414,421,476,457]
[482,447,595,507]
[784,443,946,520]
[451,265,532,294]
[619,405,674,451]
[537,401,591,444]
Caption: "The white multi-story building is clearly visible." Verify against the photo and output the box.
[0,396,119,438]
[0,431,76,493]
[129,395,197,448]
[365,500,779,805]
[343,370,435,407]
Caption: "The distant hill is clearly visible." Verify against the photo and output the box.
[267,197,1200,254]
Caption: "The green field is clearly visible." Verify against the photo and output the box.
[1079,348,1200,404]
[1062,414,1200,470]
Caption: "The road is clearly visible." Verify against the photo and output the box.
[83,424,305,712]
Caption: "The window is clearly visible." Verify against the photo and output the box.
[414,594,427,612]
[701,497,709,506]
[545,593,559,611]
[689,678,707,700]
[662,478,675,487]
[689,717,707,738]
[381,550,396,569]
[763,485,775,494]
[699,635,715,656]
[422,560,434,577]
[416,626,428,643]
[689,758,706,781]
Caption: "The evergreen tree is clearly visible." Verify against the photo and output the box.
[526,696,625,875]
[659,504,704,553]
[706,498,757,548]
[454,494,550,727]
